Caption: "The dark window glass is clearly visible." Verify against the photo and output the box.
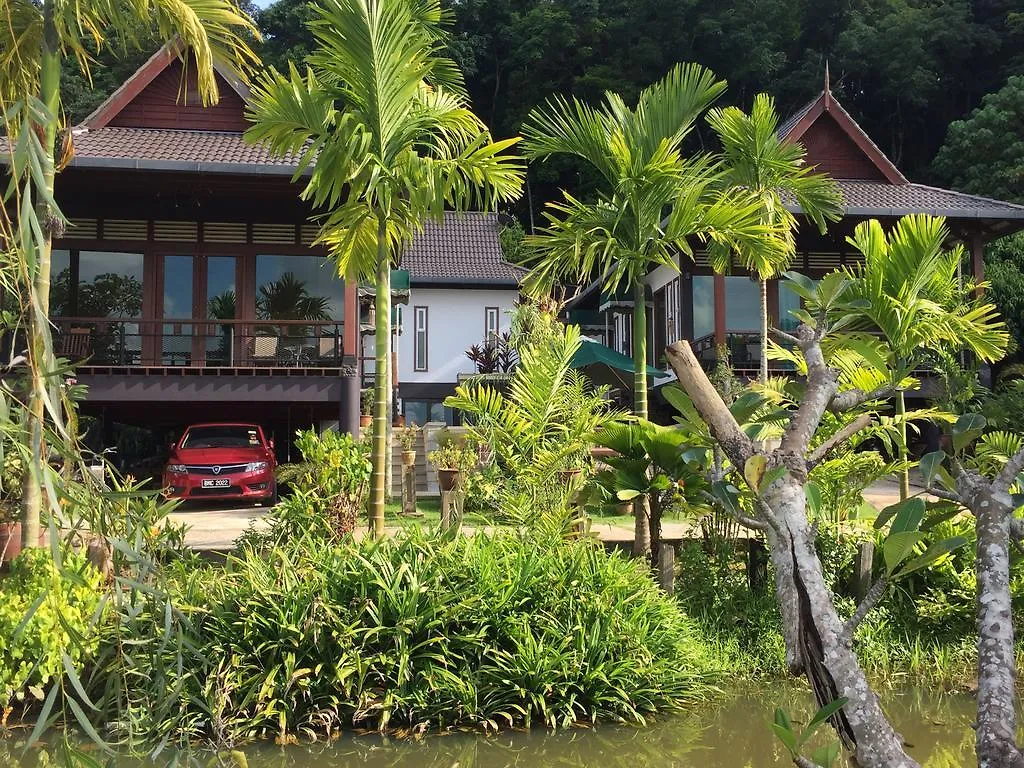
[692,276,714,339]
[182,425,263,449]
[255,255,343,321]
[78,251,144,318]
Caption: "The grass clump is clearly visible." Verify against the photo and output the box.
[168,529,718,742]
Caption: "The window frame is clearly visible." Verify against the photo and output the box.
[484,306,500,341]
[413,305,429,372]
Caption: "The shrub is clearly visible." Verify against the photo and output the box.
[169,531,719,741]
[0,548,103,707]
[272,429,371,539]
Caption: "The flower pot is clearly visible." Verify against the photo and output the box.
[393,416,406,427]
[616,501,634,517]
[401,450,417,467]
[558,468,583,486]
[437,468,461,493]
[0,521,23,568]
[360,415,372,428]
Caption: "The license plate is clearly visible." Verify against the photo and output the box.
[202,479,230,489]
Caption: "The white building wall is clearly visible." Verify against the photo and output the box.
[393,287,519,384]
[646,263,681,293]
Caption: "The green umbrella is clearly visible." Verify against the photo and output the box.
[571,336,670,390]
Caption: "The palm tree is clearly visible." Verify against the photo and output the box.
[707,93,844,384]
[521,65,788,553]
[0,0,257,549]
[844,214,1009,498]
[244,0,523,537]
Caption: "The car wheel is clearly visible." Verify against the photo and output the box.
[269,482,279,506]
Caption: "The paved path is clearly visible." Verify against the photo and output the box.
[172,478,930,552]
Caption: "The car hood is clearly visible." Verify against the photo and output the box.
[171,447,271,465]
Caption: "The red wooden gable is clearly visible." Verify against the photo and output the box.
[108,59,248,131]
[781,89,907,185]
[798,113,889,181]
[82,43,250,132]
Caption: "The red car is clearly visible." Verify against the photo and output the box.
[164,423,277,504]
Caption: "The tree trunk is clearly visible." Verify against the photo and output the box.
[632,279,650,555]
[764,521,805,675]
[759,277,768,385]
[766,480,918,768]
[971,485,1024,768]
[23,1,61,550]
[896,390,910,501]
[369,217,391,538]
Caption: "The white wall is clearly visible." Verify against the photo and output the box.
[387,287,518,384]
[645,263,681,293]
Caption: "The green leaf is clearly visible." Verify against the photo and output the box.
[919,451,945,488]
[770,722,798,755]
[62,651,98,712]
[874,497,925,533]
[66,694,110,752]
[744,455,767,492]
[898,537,968,577]
[26,684,60,749]
[810,743,841,768]
[761,466,787,489]
[802,697,848,741]
[952,413,986,452]
[883,530,926,574]
[805,481,821,515]
[711,481,741,513]
[782,271,817,302]
[616,489,642,501]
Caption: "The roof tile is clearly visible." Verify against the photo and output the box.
[783,179,1024,219]
[403,212,523,285]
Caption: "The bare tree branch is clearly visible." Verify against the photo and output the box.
[666,341,754,467]
[827,385,895,414]
[928,487,963,504]
[807,414,873,469]
[994,446,1024,496]
[1011,518,1024,544]
[697,489,769,532]
[780,328,838,456]
[770,327,800,346]
[844,576,889,637]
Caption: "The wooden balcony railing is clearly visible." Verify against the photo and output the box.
[49,317,347,369]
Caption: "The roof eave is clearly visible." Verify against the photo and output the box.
[410,277,521,288]
[66,156,305,176]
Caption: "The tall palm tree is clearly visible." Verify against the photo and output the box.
[521,66,788,553]
[707,93,844,384]
[0,0,257,549]
[245,0,523,537]
[844,214,1009,498]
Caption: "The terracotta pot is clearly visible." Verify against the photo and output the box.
[0,521,23,567]
[360,415,372,428]
[558,468,583,486]
[393,416,406,427]
[401,450,417,466]
[616,501,634,517]
[437,468,461,493]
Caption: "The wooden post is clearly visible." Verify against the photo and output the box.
[853,540,875,602]
[713,272,726,348]
[746,538,768,592]
[402,462,417,516]
[658,542,675,593]
[440,490,452,531]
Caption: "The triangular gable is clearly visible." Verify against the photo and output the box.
[780,89,907,185]
[82,41,250,131]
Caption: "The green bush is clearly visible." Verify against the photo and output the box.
[0,548,103,707]
[168,531,719,741]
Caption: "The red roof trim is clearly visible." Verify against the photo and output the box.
[782,90,907,186]
[81,41,250,130]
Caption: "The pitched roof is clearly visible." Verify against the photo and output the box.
[783,180,1024,227]
[402,212,523,286]
[66,125,301,175]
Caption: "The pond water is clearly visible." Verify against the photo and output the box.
[4,685,979,767]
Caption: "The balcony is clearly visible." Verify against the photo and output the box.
[51,317,348,374]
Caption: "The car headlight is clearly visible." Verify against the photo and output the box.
[246,461,268,473]
[167,464,187,474]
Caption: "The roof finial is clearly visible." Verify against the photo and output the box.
[824,60,832,109]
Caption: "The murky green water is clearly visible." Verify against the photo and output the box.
[2,685,980,767]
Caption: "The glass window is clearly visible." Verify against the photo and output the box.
[255,254,344,321]
[692,276,714,339]
[50,249,72,316]
[163,255,193,319]
[779,281,802,331]
[404,401,453,427]
[485,307,500,340]
[414,306,428,371]
[77,251,144,318]
[724,276,760,332]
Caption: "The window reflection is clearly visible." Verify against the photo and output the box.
[255,255,343,321]
[724,276,759,332]
[50,250,72,316]
[692,276,714,339]
[78,251,144,318]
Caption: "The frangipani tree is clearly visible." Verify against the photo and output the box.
[245,0,523,536]
[0,0,258,549]
[842,215,1009,499]
[521,65,789,553]
[707,93,843,384]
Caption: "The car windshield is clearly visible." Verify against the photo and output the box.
[181,426,262,449]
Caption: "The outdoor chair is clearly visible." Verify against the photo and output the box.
[251,335,280,366]
[57,327,92,361]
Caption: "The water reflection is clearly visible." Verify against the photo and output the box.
[0,686,982,768]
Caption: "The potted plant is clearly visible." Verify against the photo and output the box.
[0,449,25,568]
[398,424,420,466]
[558,448,589,486]
[360,388,373,428]
[428,433,477,493]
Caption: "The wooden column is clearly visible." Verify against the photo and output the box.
[343,279,359,357]
[713,273,726,347]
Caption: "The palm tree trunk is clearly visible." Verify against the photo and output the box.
[23,2,61,549]
[896,390,910,501]
[632,279,650,556]
[369,216,391,538]
[759,278,768,385]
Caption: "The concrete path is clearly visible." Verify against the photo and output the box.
[172,477,930,552]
